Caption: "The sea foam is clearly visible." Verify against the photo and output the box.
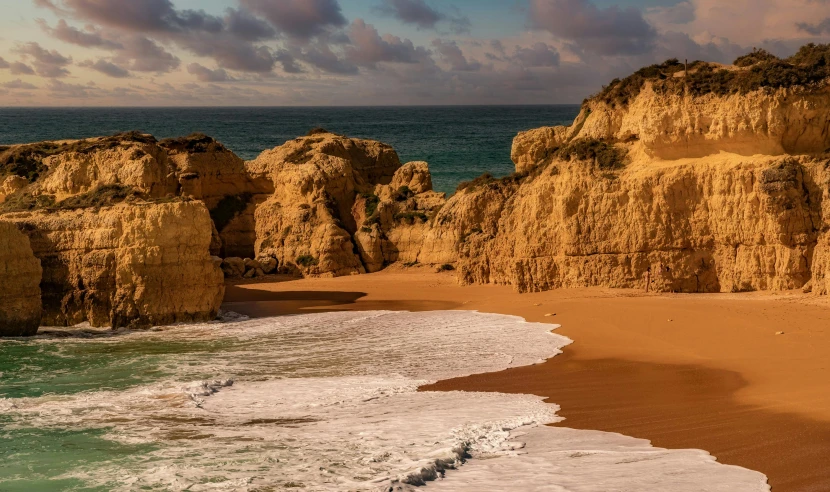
[0,311,769,491]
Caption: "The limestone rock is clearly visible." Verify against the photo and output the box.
[512,126,572,174]
[0,176,29,203]
[576,85,830,160]
[4,202,224,328]
[249,132,403,276]
[222,257,246,278]
[0,221,42,336]
[257,256,278,274]
[388,161,433,195]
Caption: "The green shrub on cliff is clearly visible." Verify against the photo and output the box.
[734,48,780,67]
[159,133,227,154]
[554,139,627,170]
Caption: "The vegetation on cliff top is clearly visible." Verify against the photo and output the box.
[590,43,830,107]
[159,133,228,154]
[0,184,187,213]
[0,132,156,182]
[553,139,627,170]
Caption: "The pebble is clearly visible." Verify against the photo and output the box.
[776,331,785,335]
[544,313,556,317]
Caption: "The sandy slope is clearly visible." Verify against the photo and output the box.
[222,268,830,491]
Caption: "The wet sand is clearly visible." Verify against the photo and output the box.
[223,269,830,491]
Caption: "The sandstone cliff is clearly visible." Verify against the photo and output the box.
[4,202,224,328]
[436,48,830,294]
[0,221,42,336]
[247,132,446,276]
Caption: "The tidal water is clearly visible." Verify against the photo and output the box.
[0,106,580,194]
[0,311,770,491]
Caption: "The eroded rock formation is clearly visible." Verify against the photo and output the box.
[3,202,224,328]
[0,221,42,336]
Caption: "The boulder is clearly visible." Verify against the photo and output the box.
[221,257,246,278]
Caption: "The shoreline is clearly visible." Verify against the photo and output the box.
[223,269,830,491]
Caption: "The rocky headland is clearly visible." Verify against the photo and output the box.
[2,44,830,335]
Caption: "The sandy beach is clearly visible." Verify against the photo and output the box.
[223,269,830,492]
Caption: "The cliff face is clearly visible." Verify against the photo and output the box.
[4,202,224,328]
[580,85,830,160]
[449,153,830,293]
[0,221,42,336]
[433,70,830,294]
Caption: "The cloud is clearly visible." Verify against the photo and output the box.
[345,19,430,68]
[79,58,130,77]
[529,0,657,56]
[275,50,304,73]
[38,0,278,73]
[513,42,561,67]
[187,63,234,82]
[646,1,696,26]
[1,79,38,90]
[9,62,36,75]
[797,18,830,35]
[38,0,223,33]
[225,8,277,41]
[46,79,99,98]
[0,57,8,69]
[13,42,72,77]
[37,19,123,49]
[300,42,359,74]
[431,39,481,71]
[376,0,471,33]
[241,0,348,41]
[117,36,180,72]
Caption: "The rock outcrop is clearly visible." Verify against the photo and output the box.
[430,49,830,294]
[0,221,42,336]
[4,202,224,328]
[248,133,446,276]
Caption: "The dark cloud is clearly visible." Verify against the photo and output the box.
[38,0,223,33]
[187,63,234,82]
[797,18,830,35]
[241,0,348,41]
[513,42,561,67]
[37,0,276,73]
[431,39,481,71]
[300,42,359,74]
[13,42,72,78]
[345,19,430,68]
[37,19,123,49]
[376,0,471,33]
[0,57,8,69]
[79,58,130,78]
[275,50,304,73]
[1,79,39,90]
[117,36,180,73]
[10,62,36,75]
[225,8,277,41]
[176,34,277,72]
[529,0,657,56]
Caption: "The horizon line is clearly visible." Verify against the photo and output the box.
[0,103,583,110]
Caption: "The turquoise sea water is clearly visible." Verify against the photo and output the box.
[0,106,580,194]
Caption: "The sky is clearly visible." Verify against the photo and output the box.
[0,0,828,106]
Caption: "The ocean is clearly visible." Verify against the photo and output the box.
[0,311,769,491]
[0,106,580,195]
